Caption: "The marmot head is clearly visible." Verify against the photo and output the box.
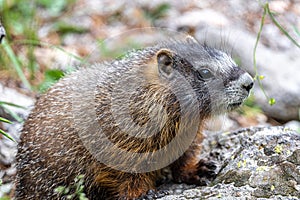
[153,35,254,116]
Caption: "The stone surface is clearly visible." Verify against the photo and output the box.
[0,84,34,163]
[195,28,300,122]
[167,9,230,30]
[144,126,300,199]
[0,84,34,197]
[285,121,300,133]
[0,84,34,122]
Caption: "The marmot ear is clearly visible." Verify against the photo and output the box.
[157,48,174,78]
[185,35,198,44]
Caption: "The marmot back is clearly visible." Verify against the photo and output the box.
[15,36,253,200]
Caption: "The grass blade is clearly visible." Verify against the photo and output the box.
[266,4,300,48]
[0,129,15,142]
[1,39,32,90]
[0,101,25,109]
[0,117,12,124]
[253,5,274,105]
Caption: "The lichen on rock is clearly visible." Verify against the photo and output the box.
[151,126,300,199]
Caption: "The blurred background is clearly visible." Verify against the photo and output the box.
[0,0,300,199]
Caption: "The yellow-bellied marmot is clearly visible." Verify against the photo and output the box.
[15,36,253,199]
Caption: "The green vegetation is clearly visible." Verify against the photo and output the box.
[1,39,32,90]
[0,116,14,142]
[0,179,10,200]
[240,94,262,117]
[143,3,170,23]
[54,175,88,200]
[0,101,25,141]
[0,195,10,200]
[0,197,10,200]
[0,101,25,123]
[38,69,65,93]
[0,0,79,93]
[37,0,76,17]
[254,1,300,106]
[1,0,39,84]
[53,22,88,36]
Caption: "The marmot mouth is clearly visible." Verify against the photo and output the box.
[228,102,243,110]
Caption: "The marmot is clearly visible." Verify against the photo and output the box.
[15,35,253,199]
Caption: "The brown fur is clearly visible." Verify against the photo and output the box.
[15,37,253,199]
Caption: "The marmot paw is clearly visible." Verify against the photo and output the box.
[195,159,217,185]
[181,159,217,186]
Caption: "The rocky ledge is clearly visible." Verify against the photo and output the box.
[146,126,300,199]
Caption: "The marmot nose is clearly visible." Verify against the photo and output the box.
[240,73,254,93]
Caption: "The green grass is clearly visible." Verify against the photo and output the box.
[0,116,14,141]
[38,69,65,93]
[54,175,88,200]
[0,0,79,93]
[239,93,263,117]
[253,1,300,106]
[143,3,170,23]
[1,0,83,141]
[1,39,32,90]
[0,197,10,200]
[53,22,88,36]
[0,101,25,141]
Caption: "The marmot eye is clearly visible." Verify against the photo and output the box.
[199,69,213,79]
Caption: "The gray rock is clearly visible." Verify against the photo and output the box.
[213,127,300,198]
[285,121,300,133]
[195,28,300,121]
[147,126,300,199]
[0,83,34,161]
[0,84,34,197]
[0,84,34,122]
[169,9,230,30]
